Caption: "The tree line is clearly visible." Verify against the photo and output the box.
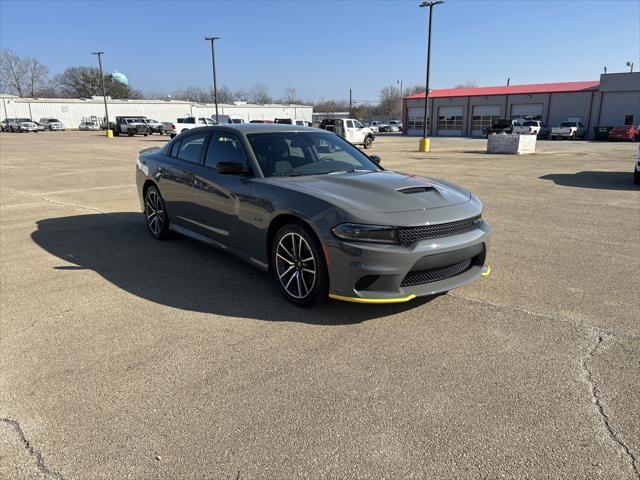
[1,49,432,119]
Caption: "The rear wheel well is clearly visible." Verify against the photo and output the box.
[266,214,320,270]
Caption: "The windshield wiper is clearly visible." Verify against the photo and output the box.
[328,169,376,175]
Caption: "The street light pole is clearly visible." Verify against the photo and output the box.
[418,0,443,152]
[626,61,634,73]
[397,79,403,123]
[205,36,221,122]
[91,51,111,137]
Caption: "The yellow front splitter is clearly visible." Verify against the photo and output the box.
[330,265,491,304]
[328,293,416,304]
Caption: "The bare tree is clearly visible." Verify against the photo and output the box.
[215,85,235,104]
[453,81,477,89]
[378,85,402,118]
[0,49,49,97]
[54,66,140,99]
[283,87,299,104]
[233,88,249,102]
[249,84,272,104]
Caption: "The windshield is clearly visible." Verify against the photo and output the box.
[560,122,577,127]
[17,118,31,122]
[247,131,381,178]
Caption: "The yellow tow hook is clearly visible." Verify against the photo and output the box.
[482,265,491,277]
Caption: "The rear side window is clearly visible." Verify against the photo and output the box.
[177,133,208,164]
[204,132,248,170]
[169,140,181,157]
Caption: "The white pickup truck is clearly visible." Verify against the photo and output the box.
[513,120,543,135]
[318,118,375,149]
[168,116,217,138]
[551,121,586,140]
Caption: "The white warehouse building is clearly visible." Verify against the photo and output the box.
[0,96,313,127]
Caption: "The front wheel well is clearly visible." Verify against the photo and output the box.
[266,214,322,270]
[142,180,158,199]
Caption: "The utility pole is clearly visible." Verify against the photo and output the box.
[205,36,221,122]
[91,51,111,137]
[418,1,444,153]
[626,61,634,73]
[349,88,352,117]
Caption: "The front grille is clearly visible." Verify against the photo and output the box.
[400,259,472,287]
[397,215,480,246]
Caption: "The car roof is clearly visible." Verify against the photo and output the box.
[190,123,320,135]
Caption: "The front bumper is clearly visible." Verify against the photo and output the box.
[326,219,490,303]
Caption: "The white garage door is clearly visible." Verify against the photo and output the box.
[511,103,543,120]
[437,106,464,136]
[471,105,501,136]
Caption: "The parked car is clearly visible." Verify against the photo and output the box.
[635,145,640,185]
[171,117,217,138]
[8,118,39,132]
[388,120,403,132]
[34,121,46,132]
[230,117,246,124]
[608,125,639,142]
[114,116,149,137]
[79,121,99,131]
[369,121,383,133]
[39,117,65,131]
[1,118,16,131]
[551,121,586,140]
[136,123,490,305]
[143,118,164,135]
[483,118,514,137]
[274,118,312,127]
[249,120,274,123]
[318,118,375,149]
[162,122,177,137]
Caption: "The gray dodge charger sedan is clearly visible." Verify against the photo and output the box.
[136,124,490,305]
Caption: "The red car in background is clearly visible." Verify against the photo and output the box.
[608,125,639,141]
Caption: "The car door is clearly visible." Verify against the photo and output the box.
[159,131,210,227]
[352,120,366,143]
[187,130,254,249]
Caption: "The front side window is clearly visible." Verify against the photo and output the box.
[346,120,354,128]
[204,132,248,170]
[177,133,208,164]
[247,131,381,177]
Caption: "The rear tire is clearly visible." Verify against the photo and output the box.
[144,186,170,240]
[634,169,640,185]
[271,223,328,306]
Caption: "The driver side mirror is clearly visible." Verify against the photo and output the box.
[217,162,247,174]
[369,155,382,164]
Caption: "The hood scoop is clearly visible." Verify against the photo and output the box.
[397,185,435,194]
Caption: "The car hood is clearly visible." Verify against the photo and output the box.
[274,170,471,213]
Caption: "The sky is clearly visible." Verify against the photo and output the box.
[1,0,639,103]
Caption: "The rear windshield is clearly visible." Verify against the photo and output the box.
[560,122,577,127]
[523,121,537,126]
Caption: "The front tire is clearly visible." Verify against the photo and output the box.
[634,169,640,185]
[272,224,329,306]
[144,186,170,239]
[363,135,373,149]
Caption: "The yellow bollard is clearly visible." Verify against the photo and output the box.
[106,129,113,138]
[418,137,430,152]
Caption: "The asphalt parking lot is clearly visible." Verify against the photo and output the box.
[1,131,639,479]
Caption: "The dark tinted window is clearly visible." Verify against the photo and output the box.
[177,133,208,164]
[204,132,248,170]
[169,139,181,157]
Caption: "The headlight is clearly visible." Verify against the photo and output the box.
[332,223,399,244]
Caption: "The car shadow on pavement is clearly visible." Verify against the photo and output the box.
[31,213,433,324]
[539,171,639,191]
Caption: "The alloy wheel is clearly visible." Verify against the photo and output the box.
[275,232,317,299]
[145,190,165,236]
